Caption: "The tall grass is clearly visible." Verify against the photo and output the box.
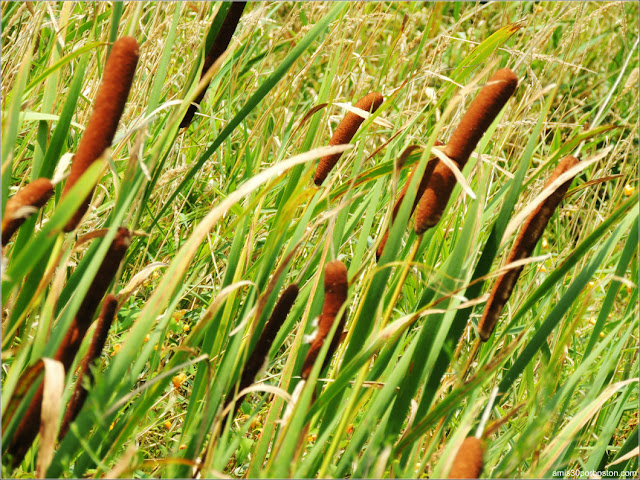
[1,2,638,478]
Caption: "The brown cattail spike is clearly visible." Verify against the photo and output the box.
[414,159,459,234]
[376,141,443,260]
[314,92,384,186]
[62,37,139,232]
[447,437,486,478]
[413,68,518,235]
[58,295,118,441]
[444,68,518,168]
[238,284,298,393]
[301,260,349,379]
[7,228,130,465]
[2,178,54,246]
[180,2,246,128]
[478,155,580,341]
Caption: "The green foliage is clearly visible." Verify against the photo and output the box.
[1,2,638,478]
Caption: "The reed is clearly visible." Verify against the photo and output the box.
[1,178,54,246]
[180,2,247,128]
[313,92,384,186]
[301,260,348,379]
[447,436,486,478]
[7,228,131,465]
[478,155,580,341]
[58,294,118,441]
[61,36,139,232]
[376,142,443,260]
[414,68,518,235]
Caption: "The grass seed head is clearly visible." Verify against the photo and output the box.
[2,178,54,246]
[478,155,580,341]
[62,36,139,232]
[314,92,384,185]
[444,68,518,167]
[301,260,348,379]
[447,436,486,478]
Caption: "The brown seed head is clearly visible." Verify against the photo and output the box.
[448,437,486,478]
[413,159,459,234]
[301,260,349,379]
[2,178,54,246]
[62,36,139,231]
[58,294,118,441]
[444,68,518,167]
[478,155,580,341]
[314,92,384,185]
[376,141,443,260]
[180,2,247,128]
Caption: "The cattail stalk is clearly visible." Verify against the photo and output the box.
[2,178,54,246]
[414,68,518,234]
[376,142,443,260]
[7,228,131,466]
[180,2,247,128]
[447,437,486,478]
[314,92,384,186]
[225,284,298,420]
[58,295,118,441]
[61,37,139,232]
[478,155,580,341]
[301,260,349,379]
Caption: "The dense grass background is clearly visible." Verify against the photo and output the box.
[1,2,638,478]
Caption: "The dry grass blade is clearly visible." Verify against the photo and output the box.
[35,358,65,478]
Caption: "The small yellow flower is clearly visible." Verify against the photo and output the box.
[624,184,634,197]
[307,434,317,443]
[173,309,187,321]
[109,421,115,431]
[111,344,121,356]
[588,281,595,288]
[599,332,605,338]
[538,264,548,273]
[179,444,187,450]
[144,334,150,342]
[154,345,158,351]
[541,237,549,249]
[589,318,596,325]
[183,323,191,333]
[172,373,187,389]
[164,420,172,429]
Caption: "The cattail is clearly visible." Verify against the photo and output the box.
[7,227,130,466]
[61,36,139,232]
[447,437,486,478]
[376,141,443,260]
[58,295,118,441]
[180,2,247,128]
[225,284,298,421]
[2,178,54,246]
[444,68,518,167]
[301,260,348,379]
[414,159,459,234]
[478,155,580,341]
[314,92,384,186]
[414,68,518,235]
